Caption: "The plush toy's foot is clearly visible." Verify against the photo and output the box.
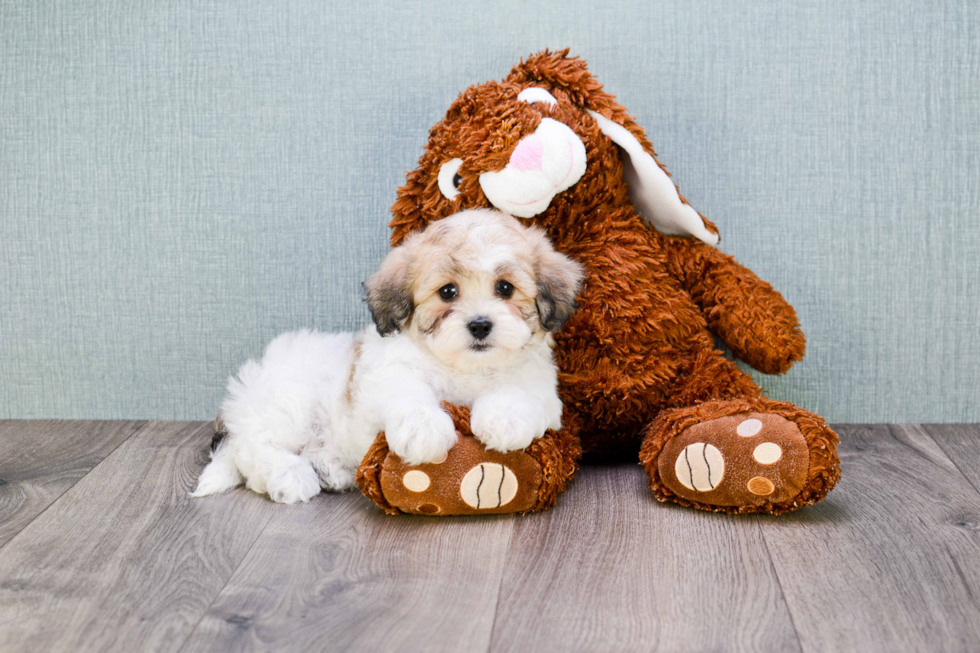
[356,404,580,515]
[639,398,840,514]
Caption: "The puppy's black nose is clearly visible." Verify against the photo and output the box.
[467,317,493,340]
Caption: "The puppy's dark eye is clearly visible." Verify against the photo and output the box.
[495,280,514,298]
[452,173,462,189]
[438,284,458,302]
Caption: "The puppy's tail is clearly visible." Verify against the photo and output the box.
[190,447,243,498]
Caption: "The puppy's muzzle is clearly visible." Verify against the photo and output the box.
[467,317,493,341]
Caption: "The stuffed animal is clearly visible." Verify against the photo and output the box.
[356,50,840,515]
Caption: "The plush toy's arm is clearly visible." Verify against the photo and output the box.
[661,235,805,375]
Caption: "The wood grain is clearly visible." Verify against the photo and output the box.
[180,493,516,653]
[488,464,802,653]
[2,421,979,652]
[760,424,980,653]
[0,421,280,653]
[0,420,143,548]
[923,424,980,495]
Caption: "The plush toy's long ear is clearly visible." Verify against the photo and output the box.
[586,110,719,246]
[507,50,720,246]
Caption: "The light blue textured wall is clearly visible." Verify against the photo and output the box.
[2,1,978,422]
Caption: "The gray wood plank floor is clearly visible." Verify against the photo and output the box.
[0,421,978,653]
[0,420,144,548]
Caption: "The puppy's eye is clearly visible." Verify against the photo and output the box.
[438,283,458,302]
[495,280,514,298]
[438,158,464,200]
[517,87,558,108]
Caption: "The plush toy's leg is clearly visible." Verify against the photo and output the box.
[356,403,582,515]
[639,396,840,514]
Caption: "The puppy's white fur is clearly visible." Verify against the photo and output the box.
[192,209,583,503]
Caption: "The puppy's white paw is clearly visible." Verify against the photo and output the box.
[266,459,321,504]
[301,445,357,492]
[312,459,357,492]
[387,405,458,465]
[471,393,548,453]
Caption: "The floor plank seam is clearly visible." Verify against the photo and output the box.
[0,420,148,554]
[756,521,807,653]
[174,502,282,653]
[484,516,517,653]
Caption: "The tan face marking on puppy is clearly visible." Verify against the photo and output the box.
[363,209,584,371]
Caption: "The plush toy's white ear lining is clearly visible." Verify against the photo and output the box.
[587,110,719,246]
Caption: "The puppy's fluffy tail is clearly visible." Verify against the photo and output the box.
[190,447,243,497]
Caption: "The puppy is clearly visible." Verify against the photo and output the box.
[192,209,584,503]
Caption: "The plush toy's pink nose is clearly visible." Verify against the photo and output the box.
[509,134,544,172]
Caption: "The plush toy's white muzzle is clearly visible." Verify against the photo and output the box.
[479,118,587,218]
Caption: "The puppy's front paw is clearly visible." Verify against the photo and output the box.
[471,393,548,453]
[387,405,458,466]
[266,459,321,504]
[309,456,357,492]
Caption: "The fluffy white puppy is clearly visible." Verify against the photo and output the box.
[192,209,583,504]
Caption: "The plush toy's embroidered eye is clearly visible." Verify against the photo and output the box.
[437,158,464,200]
[438,283,458,302]
[517,87,558,108]
[495,280,514,298]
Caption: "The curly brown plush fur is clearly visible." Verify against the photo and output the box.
[371,50,839,514]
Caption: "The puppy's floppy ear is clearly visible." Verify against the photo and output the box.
[529,230,585,333]
[507,49,720,246]
[363,244,414,336]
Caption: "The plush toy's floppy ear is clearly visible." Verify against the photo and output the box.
[507,50,720,246]
[586,110,719,246]
[363,245,414,336]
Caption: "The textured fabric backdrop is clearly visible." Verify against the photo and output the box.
[2,0,978,421]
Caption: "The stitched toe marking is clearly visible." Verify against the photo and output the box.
[403,470,430,492]
[748,476,775,496]
[737,418,763,437]
[673,443,725,492]
[460,463,518,509]
[753,442,783,465]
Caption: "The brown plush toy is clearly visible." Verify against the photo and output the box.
[356,50,840,515]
